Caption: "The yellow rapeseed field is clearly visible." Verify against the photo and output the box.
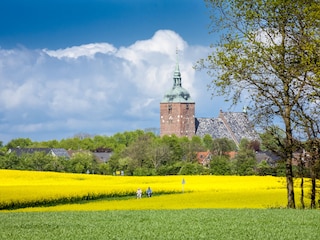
[0,169,315,212]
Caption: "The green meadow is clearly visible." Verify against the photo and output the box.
[1,209,320,240]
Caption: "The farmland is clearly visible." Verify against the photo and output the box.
[0,169,293,210]
[1,170,320,239]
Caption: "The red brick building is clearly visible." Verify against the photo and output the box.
[160,60,260,146]
[160,61,195,138]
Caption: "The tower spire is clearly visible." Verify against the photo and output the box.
[173,48,181,87]
[160,47,195,138]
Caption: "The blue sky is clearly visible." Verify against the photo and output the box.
[0,0,242,144]
[0,0,212,49]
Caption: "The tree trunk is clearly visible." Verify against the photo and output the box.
[300,177,304,209]
[299,152,305,209]
[309,146,317,209]
[286,160,296,208]
[310,177,316,208]
[284,117,296,208]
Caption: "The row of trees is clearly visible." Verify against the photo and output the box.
[0,130,315,177]
[0,151,101,174]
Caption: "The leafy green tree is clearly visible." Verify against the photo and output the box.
[81,137,94,150]
[0,141,5,157]
[59,138,82,150]
[234,139,257,175]
[198,0,320,207]
[203,134,213,150]
[43,157,66,172]
[133,167,156,176]
[191,135,206,152]
[256,160,275,176]
[92,135,116,151]
[113,130,145,147]
[116,157,136,175]
[210,155,232,175]
[180,136,205,162]
[6,138,33,149]
[156,162,183,175]
[212,138,237,156]
[68,152,98,174]
[26,152,53,171]
[107,152,123,174]
[161,135,184,163]
[41,140,60,148]
[275,161,287,177]
[149,139,171,170]
[98,162,112,175]
[122,134,154,169]
[178,162,205,175]
[10,152,50,171]
[0,152,20,169]
[260,126,286,154]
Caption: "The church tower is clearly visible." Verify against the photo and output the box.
[160,57,195,137]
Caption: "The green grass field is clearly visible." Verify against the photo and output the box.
[1,209,319,240]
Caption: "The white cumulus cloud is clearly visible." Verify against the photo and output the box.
[0,30,219,143]
[43,43,116,59]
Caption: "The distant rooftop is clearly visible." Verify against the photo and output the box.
[8,148,70,158]
[196,111,260,147]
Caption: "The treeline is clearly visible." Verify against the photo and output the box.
[0,130,315,176]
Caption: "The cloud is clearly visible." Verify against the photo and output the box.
[43,43,117,59]
[0,30,221,143]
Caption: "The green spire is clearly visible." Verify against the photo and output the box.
[173,48,181,87]
[161,50,194,103]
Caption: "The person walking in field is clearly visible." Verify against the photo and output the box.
[146,187,152,197]
[136,188,142,199]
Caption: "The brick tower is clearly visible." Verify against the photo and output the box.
[160,58,195,137]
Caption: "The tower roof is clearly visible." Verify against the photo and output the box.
[161,56,194,103]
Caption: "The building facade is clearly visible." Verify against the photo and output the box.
[160,61,195,138]
[160,61,260,146]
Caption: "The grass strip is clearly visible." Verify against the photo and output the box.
[0,209,319,240]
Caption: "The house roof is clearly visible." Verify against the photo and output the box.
[50,148,70,158]
[196,118,233,139]
[8,148,70,158]
[93,152,113,163]
[255,151,281,164]
[196,151,212,165]
[8,148,51,156]
[195,111,260,147]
